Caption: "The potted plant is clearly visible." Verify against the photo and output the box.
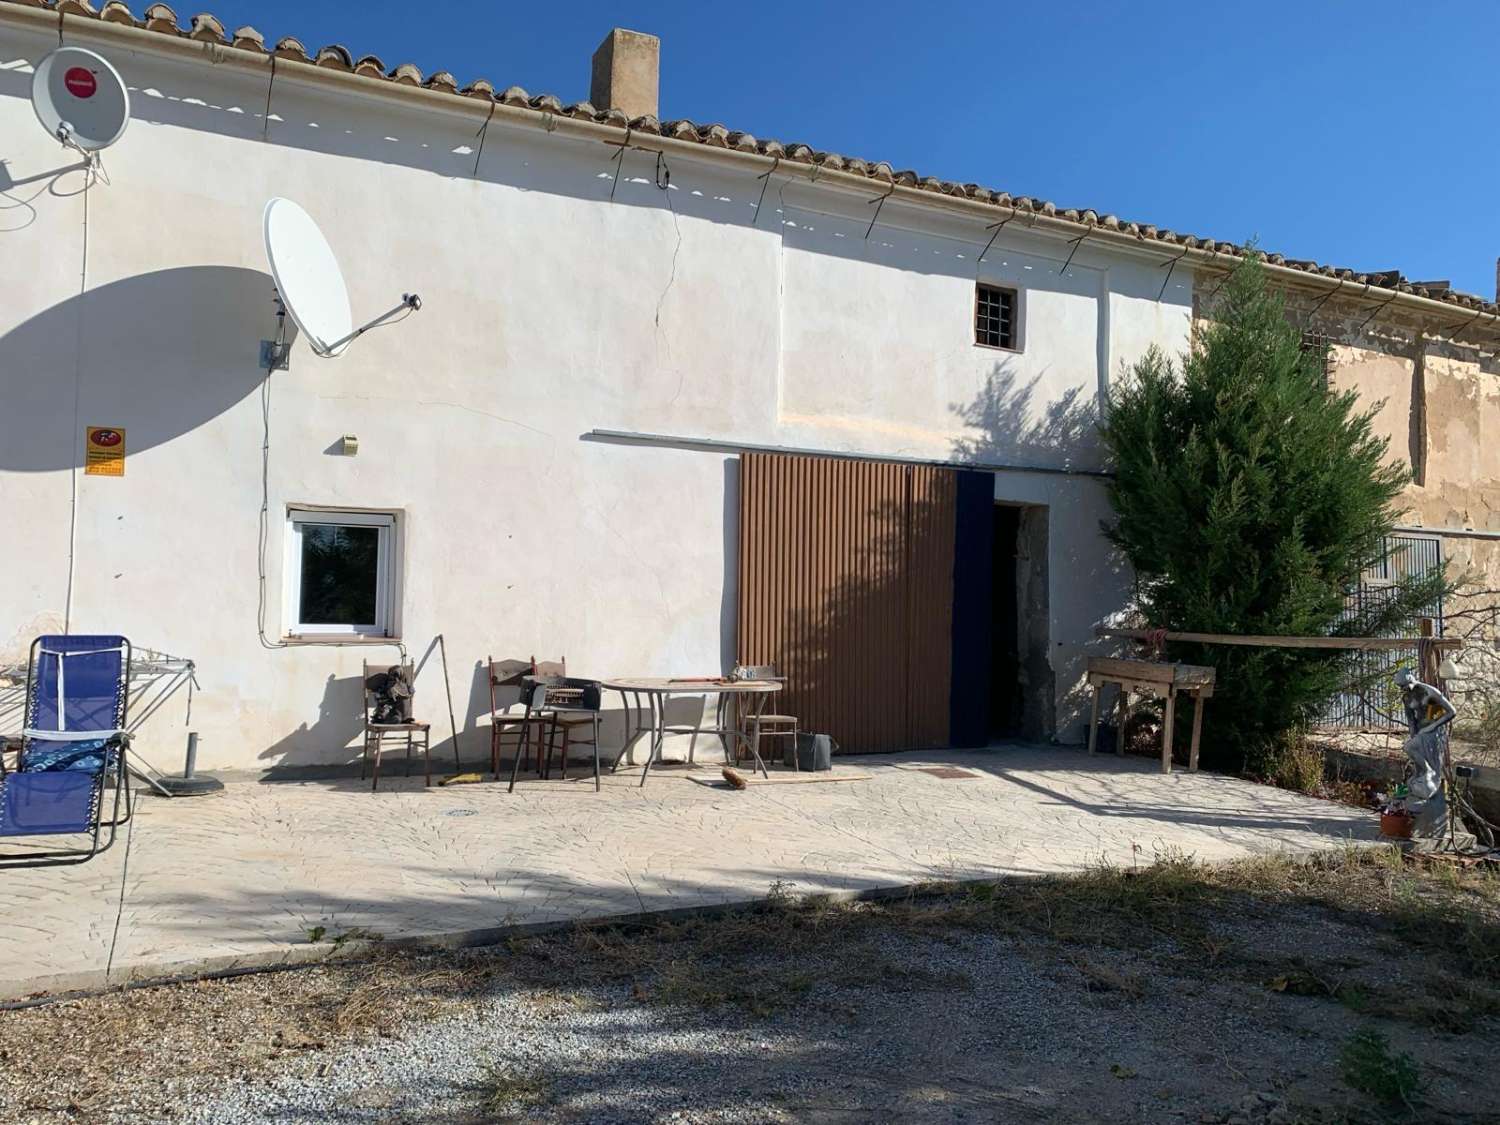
[1379,786,1414,839]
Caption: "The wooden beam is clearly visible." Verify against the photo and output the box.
[1096,627,1461,652]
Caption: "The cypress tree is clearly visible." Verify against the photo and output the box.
[1101,255,1444,771]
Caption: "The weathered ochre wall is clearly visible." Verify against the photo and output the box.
[1193,276,1500,695]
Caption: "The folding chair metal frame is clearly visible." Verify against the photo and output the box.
[0,636,135,869]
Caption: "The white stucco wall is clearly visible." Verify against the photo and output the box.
[0,19,1191,768]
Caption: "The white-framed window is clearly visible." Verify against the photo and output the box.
[284,508,398,637]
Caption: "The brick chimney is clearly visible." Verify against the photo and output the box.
[590,28,659,119]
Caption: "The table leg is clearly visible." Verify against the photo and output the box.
[1161,686,1176,774]
[1189,693,1204,772]
[639,691,665,788]
[592,712,601,792]
[744,691,770,779]
[687,695,706,765]
[614,690,645,773]
[615,690,632,772]
[1086,684,1102,756]
[718,693,738,762]
[1115,685,1128,757]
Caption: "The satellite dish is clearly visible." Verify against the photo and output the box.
[262,197,420,359]
[31,46,130,153]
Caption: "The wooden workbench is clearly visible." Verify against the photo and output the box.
[1085,657,1216,774]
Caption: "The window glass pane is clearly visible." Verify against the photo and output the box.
[298,524,380,625]
[975,284,1016,349]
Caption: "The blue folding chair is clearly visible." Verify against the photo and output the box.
[0,635,133,868]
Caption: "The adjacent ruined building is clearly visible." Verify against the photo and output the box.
[1195,267,1500,720]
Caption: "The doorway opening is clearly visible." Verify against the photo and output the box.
[991,505,1022,737]
[990,502,1051,741]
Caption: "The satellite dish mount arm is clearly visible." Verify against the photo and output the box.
[316,293,422,357]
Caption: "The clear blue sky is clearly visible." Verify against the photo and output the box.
[202,0,1499,299]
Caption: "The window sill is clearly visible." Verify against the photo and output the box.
[280,635,403,646]
[973,342,1024,355]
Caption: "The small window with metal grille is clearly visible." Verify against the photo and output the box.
[1300,329,1335,388]
[975,283,1020,351]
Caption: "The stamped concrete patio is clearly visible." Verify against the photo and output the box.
[0,745,1375,1001]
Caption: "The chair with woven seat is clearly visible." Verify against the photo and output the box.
[731,663,799,770]
[0,635,134,868]
[361,661,431,791]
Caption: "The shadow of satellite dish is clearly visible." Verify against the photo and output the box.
[0,266,285,471]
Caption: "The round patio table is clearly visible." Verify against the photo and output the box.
[601,677,782,787]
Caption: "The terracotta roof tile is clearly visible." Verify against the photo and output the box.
[271,36,307,62]
[16,0,1497,319]
[314,44,352,71]
[141,2,176,33]
[188,12,223,42]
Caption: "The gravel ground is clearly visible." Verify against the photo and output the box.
[6,851,1500,1124]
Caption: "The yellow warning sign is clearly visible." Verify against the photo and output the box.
[85,426,125,476]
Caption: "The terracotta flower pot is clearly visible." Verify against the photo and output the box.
[1380,811,1414,839]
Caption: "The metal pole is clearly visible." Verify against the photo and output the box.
[437,634,462,773]
[184,731,199,778]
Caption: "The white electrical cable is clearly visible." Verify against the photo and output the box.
[62,161,96,634]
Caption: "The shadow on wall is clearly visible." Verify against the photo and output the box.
[259,673,365,773]
[949,365,1101,472]
[952,365,1130,739]
[0,61,779,245]
[0,265,280,471]
[0,60,1096,289]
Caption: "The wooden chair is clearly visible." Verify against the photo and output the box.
[488,656,554,779]
[361,661,431,791]
[732,663,799,770]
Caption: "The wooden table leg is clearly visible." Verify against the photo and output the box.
[1189,692,1204,772]
[1115,684,1129,757]
[1087,684,1102,755]
[1161,686,1176,774]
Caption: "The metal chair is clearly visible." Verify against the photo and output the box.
[508,675,604,793]
[487,656,555,779]
[529,659,599,779]
[0,635,134,868]
[361,661,431,791]
[731,663,799,770]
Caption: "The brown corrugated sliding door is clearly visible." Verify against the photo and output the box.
[737,452,959,753]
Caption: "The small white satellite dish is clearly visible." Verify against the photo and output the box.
[31,46,130,153]
[262,197,420,359]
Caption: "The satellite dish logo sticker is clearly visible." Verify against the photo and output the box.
[64,67,98,99]
[85,426,125,476]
